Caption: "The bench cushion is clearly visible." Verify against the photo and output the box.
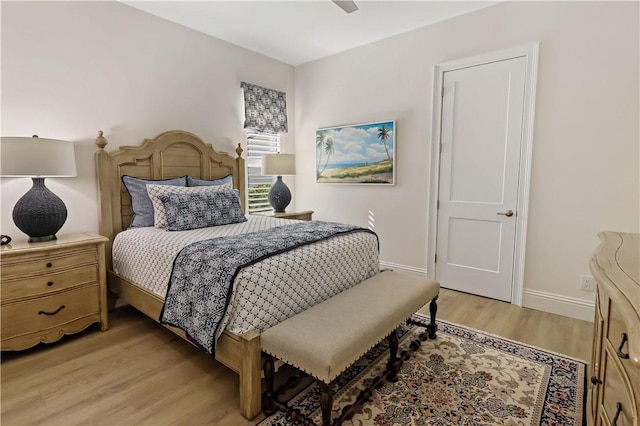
[260,271,439,383]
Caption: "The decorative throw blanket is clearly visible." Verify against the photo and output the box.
[160,221,378,356]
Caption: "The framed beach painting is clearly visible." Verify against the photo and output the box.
[316,120,395,184]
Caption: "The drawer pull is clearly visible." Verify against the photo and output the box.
[612,402,623,425]
[47,281,54,286]
[46,262,53,268]
[38,305,65,316]
[590,376,602,385]
[617,333,630,359]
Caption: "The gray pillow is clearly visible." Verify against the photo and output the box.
[159,189,247,231]
[187,175,232,187]
[121,175,187,228]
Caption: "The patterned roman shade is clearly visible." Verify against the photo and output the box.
[241,82,288,134]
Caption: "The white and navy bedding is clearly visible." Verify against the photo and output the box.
[161,220,377,355]
[112,215,379,353]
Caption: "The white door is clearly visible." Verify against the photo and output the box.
[435,56,527,302]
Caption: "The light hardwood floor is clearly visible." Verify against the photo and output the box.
[1,288,593,425]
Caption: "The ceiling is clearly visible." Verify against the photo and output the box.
[122,1,498,66]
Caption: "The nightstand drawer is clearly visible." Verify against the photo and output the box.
[0,233,108,351]
[1,247,97,278]
[1,285,100,341]
[1,265,98,301]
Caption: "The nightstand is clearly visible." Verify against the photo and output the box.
[269,210,314,221]
[0,233,109,351]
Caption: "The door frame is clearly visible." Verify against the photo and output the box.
[426,43,539,306]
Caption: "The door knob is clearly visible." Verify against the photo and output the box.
[497,210,514,217]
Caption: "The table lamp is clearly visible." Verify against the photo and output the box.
[261,153,295,213]
[0,136,77,242]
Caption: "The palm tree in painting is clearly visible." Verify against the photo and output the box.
[316,131,326,171]
[377,124,392,161]
[319,136,335,176]
[316,131,334,177]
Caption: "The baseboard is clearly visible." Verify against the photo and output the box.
[379,261,595,322]
[522,289,595,322]
[379,261,427,276]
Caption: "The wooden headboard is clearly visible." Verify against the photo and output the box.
[95,130,245,268]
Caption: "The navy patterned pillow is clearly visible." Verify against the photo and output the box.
[147,182,233,228]
[159,189,247,231]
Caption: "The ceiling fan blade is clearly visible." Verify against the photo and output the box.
[332,0,359,14]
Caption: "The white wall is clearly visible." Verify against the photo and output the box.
[2,1,638,321]
[294,1,640,320]
[1,1,295,238]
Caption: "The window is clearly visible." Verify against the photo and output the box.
[240,82,288,214]
[246,131,280,213]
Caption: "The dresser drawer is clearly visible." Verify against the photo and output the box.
[600,349,637,426]
[1,247,97,279]
[607,301,640,390]
[1,266,98,301]
[589,232,639,426]
[1,285,100,341]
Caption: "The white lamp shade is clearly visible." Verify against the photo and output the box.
[0,137,77,177]
[262,153,296,176]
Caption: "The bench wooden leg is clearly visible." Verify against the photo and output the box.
[318,381,333,426]
[428,296,438,339]
[386,330,399,382]
[262,354,275,416]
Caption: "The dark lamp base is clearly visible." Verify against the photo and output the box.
[268,176,292,213]
[13,178,68,242]
[28,235,58,243]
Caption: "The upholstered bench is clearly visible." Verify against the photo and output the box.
[260,270,440,426]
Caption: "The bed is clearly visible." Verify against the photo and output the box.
[94,130,379,419]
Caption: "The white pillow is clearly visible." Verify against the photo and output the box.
[146,182,233,228]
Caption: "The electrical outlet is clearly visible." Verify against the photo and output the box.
[580,275,596,292]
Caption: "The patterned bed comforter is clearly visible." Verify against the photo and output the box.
[112,215,379,346]
[161,221,377,355]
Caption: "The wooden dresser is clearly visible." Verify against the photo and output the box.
[588,232,639,426]
[0,233,109,351]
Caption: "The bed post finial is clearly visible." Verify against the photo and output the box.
[95,130,108,150]
[235,143,243,158]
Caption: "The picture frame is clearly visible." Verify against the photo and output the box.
[315,120,395,184]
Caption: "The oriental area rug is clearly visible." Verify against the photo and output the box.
[258,313,586,426]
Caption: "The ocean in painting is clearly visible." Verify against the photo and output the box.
[321,162,367,170]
